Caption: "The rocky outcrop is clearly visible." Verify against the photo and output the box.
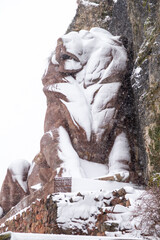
[0,160,30,216]
[27,153,54,193]
[67,0,160,181]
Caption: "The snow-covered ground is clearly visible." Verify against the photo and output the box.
[0,232,142,240]
[72,177,139,193]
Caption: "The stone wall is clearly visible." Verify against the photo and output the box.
[0,189,131,236]
[0,177,72,224]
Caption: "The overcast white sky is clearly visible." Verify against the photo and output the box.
[0,0,77,187]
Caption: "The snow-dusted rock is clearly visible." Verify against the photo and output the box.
[39,27,132,179]
[0,159,30,215]
[27,152,54,194]
[0,207,3,218]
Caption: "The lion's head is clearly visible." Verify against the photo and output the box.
[51,27,127,87]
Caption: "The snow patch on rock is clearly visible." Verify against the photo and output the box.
[109,132,131,173]
[30,183,42,191]
[54,190,112,231]
[58,126,109,179]
[58,126,85,178]
[79,159,108,179]
[9,159,30,192]
[0,207,3,218]
[80,0,99,7]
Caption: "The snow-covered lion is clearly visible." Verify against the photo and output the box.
[0,28,134,217]
[40,27,131,180]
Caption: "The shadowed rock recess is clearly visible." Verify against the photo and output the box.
[0,0,159,237]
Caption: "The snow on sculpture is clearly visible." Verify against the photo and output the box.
[0,28,132,217]
[39,27,131,180]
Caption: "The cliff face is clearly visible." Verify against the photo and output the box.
[128,0,160,177]
[67,0,160,181]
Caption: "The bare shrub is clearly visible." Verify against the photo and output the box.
[134,187,160,239]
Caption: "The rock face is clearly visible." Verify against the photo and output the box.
[67,0,160,181]
[127,0,160,177]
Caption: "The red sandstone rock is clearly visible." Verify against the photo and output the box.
[0,159,30,215]
[27,152,53,193]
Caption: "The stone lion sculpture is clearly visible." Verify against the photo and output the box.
[38,27,131,180]
[0,28,133,217]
